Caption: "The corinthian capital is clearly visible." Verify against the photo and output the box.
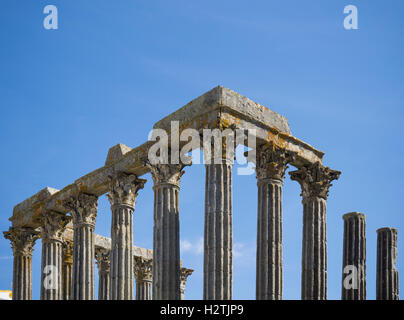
[62,241,73,264]
[107,172,146,207]
[180,267,194,296]
[134,257,152,282]
[255,143,296,181]
[63,193,98,228]
[95,248,111,273]
[180,268,194,283]
[289,162,341,200]
[40,211,71,242]
[145,161,189,187]
[3,227,40,256]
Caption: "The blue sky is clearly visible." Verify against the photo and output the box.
[0,0,402,300]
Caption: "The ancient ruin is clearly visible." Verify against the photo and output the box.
[3,86,399,300]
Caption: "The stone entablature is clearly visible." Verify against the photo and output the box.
[10,86,324,230]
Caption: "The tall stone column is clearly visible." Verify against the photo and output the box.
[289,162,340,300]
[40,211,70,300]
[255,144,295,300]
[341,212,366,300]
[64,193,98,300]
[180,268,194,300]
[376,228,399,300]
[146,161,188,300]
[3,227,40,300]
[95,248,111,300]
[203,147,233,300]
[134,257,153,300]
[62,241,73,300]
[107,172,146,300]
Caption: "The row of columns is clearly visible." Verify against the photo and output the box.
[4,142,399,300]
[3,226,193,300]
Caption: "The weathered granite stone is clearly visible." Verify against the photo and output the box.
[95,247,111,300]
[5,86,337,301]
[64,193,98,300]
[341,212,366,300]
[40,211,70,300]
[204,146,233,300]
[107,172,146,300]
[62,241,73,300]
[180,268,194,300]
[11,87,325,233]
[3,227,40,300]
[105,143,132,166]
[376,228,399,300]
[134,257,153,300]
[290,162,340,300]
[146,161,188,300]
[255,143,296,300]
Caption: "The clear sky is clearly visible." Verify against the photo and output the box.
[0,0,402,300]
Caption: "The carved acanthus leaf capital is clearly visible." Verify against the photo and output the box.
[255,143,297,181]
[107,172,146,207]
[95,248,110,273]
[180,268,194,293]
[134,257,153,282]
[3,227,40,256]
[180,268,194,283]
[41,211,71,243]
[62,241,74,264]
[145,160,189,187]
[63,193,98,228]
[289,162,341,200]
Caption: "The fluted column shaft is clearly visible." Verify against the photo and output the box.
[110,204,134,299]
[290,162,340,300]
[376,228,399,300]
[302,196,327,300]
[62,241,73,300]
[64,193,98,300]
[134,257,153,300]
[256,179,283,299]
[146,162,187,300]
[136,280,152,300]
[153,182,180,300]
[255,144,294,300]
[95,248,111,300]
[4,227,39,300]
[204,158,233,300]
[107,173,145,300]
[342,212,366,300]
[40,211,70,300]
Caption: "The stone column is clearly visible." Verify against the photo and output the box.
[107,172,146,300]
[255,144,295,300]
[289,162,340,300]
[203,148,233,300]
[95,248,111,300]
[62,241,73,300]
[40,211,70,300]
[3,227,40,300]
[146,161,188,300]
[64,193,98,300]
[180,268,194,300]
[376,227,399,300]
[342,212,366,300]
[134,257,152,300]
